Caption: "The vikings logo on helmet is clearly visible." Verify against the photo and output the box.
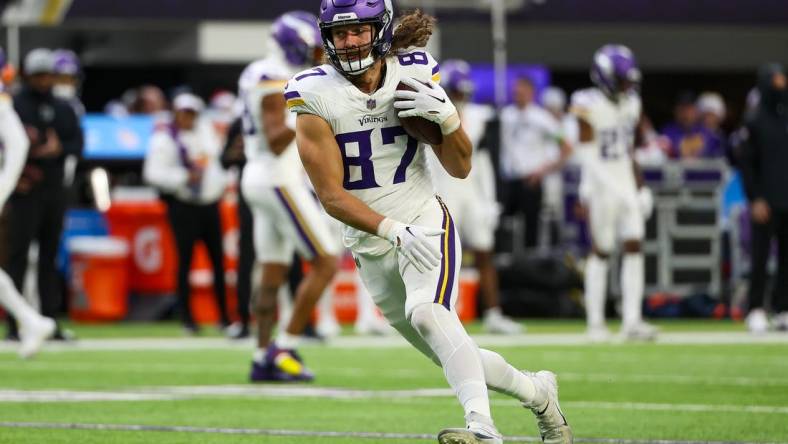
[272,11,322,68]
[590,44,641,99]
[318,0,395,76]
[440,59,474,96]
[52,49,80,76]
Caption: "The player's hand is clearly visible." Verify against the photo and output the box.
[637,187,654,219]
[393,77,460,135]
[377,218,444,273]
[751,198,771,224]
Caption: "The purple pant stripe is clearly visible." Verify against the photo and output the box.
[442,207,457,310]
[273,187,317,257]
[433,201,449,304]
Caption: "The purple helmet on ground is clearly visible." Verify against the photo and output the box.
[440,59,474,97]
[272,11,322,67]
[52,49,80,77]
[318,0,394,76]
[590,44,641,98]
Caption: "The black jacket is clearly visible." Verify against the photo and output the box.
[12,85,83,191]
[740,64,788,210]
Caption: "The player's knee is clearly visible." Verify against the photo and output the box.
[312,254,339,277]
[623,239,642,253]
[408,302,440,338]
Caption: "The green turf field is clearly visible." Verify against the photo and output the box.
[0,320,786,443]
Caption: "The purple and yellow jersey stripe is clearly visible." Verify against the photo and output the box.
[285,90,306,109]
[433,197,457,310]
[431,64,441,83]
[273,187,327,258]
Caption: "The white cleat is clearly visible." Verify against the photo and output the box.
[18,316,56,359]
[586,324,611,343]
[354,316,394,336]
[746,308,771,334]
[773,312,788,332]
[620,321,659,341]
[524,371,573,444]
[483,309,524,335]
[316,318,342,339]
[438,412,503,444]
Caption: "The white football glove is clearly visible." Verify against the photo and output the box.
[637,187,654,219]
[393,77,461,135]
[377,217,444,273]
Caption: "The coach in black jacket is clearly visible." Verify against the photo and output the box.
[3,48,83,340]
[739,63,788,332]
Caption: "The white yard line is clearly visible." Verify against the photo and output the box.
[0,331,787,354]
[1,386,787,416]
[0,421,784,444]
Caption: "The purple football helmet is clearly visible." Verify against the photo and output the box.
[590,44,641,98]
[440,59,474,97]
[52,49,80,76]
[318,0,394,76]
[272,11,322,67]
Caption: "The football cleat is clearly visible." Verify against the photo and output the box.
[773,311,788,331]
[483,309,524,335]
[746,308,770,334]
[620,321,658,341]
[249,345,314,382]
[586,324,611,343]
[438,413,502,444]
[18,316,55,359]
[524,371,573,444]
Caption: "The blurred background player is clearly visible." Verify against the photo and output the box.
[500,76,572,252]
[4,48,83,341]
[0,47,56,357]
[572,44,656,342]
[238,11,340,382]
[143,93,231,335]
[426,59,522,334]
[290,2,572,442]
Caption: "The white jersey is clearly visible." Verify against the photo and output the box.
[499,103,563,179]
[238,56,303,186]
[0,93,30,205]
[285,47,442,255]
[570,88,641,191]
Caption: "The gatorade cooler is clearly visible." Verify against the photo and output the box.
[106,199,177,293]
[456,269,479,323]
[68,236,130,322]
[189,243,239,324]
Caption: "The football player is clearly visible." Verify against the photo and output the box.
[286,1,572,443]
[570,44,657,341]
[426,59,522,335]
[0,47,56,358]
[238,11,341,382]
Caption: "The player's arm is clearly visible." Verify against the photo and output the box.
[0,98,30,203]
[143,133,189,193]
[260,91,295,156]
[296,113,385,234]
[431,127,472,179]
[296,113,443,272]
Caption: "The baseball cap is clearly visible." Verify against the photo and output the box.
[173,93,204,113]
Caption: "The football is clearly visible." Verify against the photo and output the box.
[396,81,444,146]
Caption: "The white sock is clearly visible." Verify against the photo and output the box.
[410,303,491,418]
[584,254,608,328]
[0,270,37,326]
[253,348,266,364]
[275,331,300,350]
[478,348,540,404]
[621,253,645,327]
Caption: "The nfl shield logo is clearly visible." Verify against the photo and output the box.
[366,98,376,110]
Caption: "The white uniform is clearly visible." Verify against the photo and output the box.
[286,48,459,335]
[427,103,498,250]
[570,88,643,250]
[239,56,340,263]
[499,103,563,180]
[0,93,29,205]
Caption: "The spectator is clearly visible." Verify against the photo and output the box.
[3,48,83,340]
[133,84,169,117]
[500,77,571,250]
[739,63,788,333]
[143,93,231,335]
[661,91,722,159]
[697,91,727,157]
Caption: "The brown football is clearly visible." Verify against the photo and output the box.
[396,81,444,146]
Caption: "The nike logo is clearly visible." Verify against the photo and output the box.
[537,400,550,416]
[405,227,416,237]
[428,94,446,103]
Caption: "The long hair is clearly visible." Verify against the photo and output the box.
[390,10,436,53]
